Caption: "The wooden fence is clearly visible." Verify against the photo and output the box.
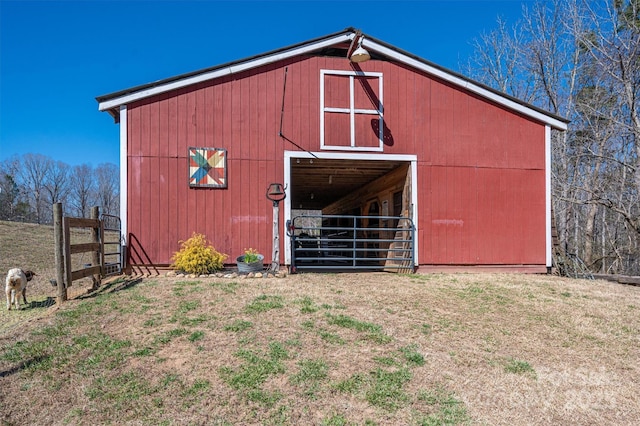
[53,203,119,303]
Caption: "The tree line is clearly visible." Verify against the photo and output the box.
[0,153,119,224]
[465,0,640,275]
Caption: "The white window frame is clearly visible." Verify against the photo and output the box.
[320,69,384,151]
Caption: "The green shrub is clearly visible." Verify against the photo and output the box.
[171,233,227,274]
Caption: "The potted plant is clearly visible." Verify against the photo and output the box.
[236,248,264,273]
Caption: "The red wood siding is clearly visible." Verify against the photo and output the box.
[126,55,547,267]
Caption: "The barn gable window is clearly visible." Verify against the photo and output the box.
[320,70,384,152]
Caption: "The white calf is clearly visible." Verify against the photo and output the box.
[5,268,36,310]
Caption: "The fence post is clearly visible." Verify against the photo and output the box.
[91,206,101,290]
[53,202,67,303]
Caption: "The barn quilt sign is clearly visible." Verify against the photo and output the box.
[189,147,227,188]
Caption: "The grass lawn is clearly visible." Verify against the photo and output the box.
[1,271,638,425]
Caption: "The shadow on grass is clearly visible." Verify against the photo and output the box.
[28,297,56,309]
[76,276,143,300]
[0,355,51,378]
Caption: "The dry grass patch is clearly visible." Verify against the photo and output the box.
[0,223,639,424]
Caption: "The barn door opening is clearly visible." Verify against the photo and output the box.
[284,152,417,272]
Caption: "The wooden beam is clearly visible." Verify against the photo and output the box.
[69,242,101,254]
[71,266,102,281]
[66,217,100,228]
[323,164,408,215]
[53,202,67,302]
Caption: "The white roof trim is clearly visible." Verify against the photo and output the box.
[98,33,354,112]
[362,39,567,131]
[98,30,567,131]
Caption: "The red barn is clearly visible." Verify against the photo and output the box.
[97,28,567,274]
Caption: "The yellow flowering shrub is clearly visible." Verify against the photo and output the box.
[171,233,227,274]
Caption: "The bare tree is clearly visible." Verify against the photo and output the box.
[42,160,71,223]
[18,153,53,224]
[0,158,30,221]
[464,16,536,102]
[95,163,119,216]
[572,81,621,267]
[69,163,95,218]
[559,0,640,273]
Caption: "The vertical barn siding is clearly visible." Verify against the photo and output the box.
[126,55,547,267]
[128,65,291,265]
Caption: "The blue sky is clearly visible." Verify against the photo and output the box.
[0,0,534,167]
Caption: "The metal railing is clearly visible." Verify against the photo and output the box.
[287,214,415,273]
[101,213,123,276]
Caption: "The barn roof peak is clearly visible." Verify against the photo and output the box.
[96,27,568,130]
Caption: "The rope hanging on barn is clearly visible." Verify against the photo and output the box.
[278,66,318,159]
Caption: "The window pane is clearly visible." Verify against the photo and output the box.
[354,115,382,148]
[354,76,380,110]
[324,74,350,109]
[324,112,351,147]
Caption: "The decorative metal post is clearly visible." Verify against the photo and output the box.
[266,183,286,271]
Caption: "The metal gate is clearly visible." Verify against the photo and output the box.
[101,213,124,277]
[287,214,415,273]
